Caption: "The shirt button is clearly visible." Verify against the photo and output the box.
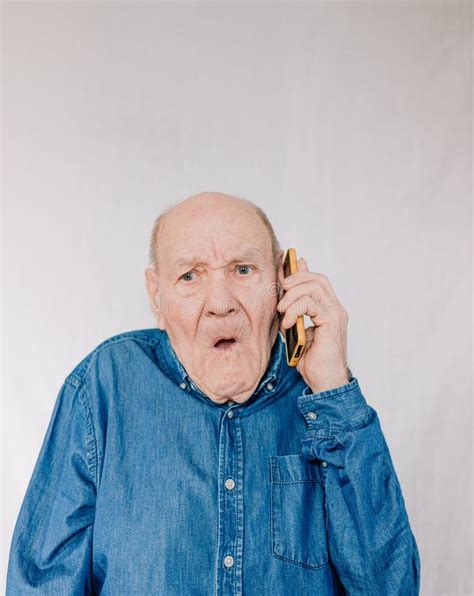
[227,410,234,418]
[224,555,234,568]
[307,411,318,420]
[266,382,274,391]
[225,478,235,490]
[179,382,187,390]
[321,461,328,467]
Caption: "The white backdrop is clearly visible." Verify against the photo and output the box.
[2,2,471,594]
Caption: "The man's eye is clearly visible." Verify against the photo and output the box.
[180,270,196,282]
[236,265,254,275]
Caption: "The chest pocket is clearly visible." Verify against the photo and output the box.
[270,454,329,569]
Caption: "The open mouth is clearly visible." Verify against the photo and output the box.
[213,337,237,351]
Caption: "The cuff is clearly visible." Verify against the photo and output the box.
[297,376,370,434]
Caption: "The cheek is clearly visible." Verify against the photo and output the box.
[242,286,278,319]
[163,296,201,329]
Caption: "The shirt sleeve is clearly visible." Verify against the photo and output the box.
[6,375,97,595]
[297,376,421,595]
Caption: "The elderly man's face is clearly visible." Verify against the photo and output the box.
[145,196,283,405]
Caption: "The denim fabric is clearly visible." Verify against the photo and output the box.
[6,328,420,595]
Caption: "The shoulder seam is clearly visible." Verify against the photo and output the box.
[77,383,100,488]
[63,332,160,487]
[59,378,101,488]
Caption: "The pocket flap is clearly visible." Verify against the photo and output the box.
[270,454,323,483]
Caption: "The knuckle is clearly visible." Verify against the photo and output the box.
[316,272,329,283]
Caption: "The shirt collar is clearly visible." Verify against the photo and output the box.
[155,328,287,408]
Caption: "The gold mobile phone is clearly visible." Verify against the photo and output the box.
[282,248,307,367]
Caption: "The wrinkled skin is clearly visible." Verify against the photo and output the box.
[145,192,283,405]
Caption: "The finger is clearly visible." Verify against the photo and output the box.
[278,257,307,288]
[277,280,332,313]
[298,257,308,272]
[282,269,339,302]
[281,295,326,329]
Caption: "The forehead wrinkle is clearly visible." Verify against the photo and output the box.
[173,248,265,270]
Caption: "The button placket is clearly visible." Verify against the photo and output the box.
[216,407,243,593]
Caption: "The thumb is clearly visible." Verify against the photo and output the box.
[296,325,314,373]
[303,325,315,351]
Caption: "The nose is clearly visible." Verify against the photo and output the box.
[204,271,239,318]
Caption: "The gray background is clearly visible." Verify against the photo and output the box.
[1,2,472,594]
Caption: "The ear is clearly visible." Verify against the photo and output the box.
[276,251,286,299]
[144,267,166,330]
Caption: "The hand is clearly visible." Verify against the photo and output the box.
[277,257,350,393]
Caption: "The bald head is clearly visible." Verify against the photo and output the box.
[148,191,282,275]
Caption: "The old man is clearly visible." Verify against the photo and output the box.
[6,191,420,595]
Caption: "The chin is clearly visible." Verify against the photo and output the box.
[209,375,249,396]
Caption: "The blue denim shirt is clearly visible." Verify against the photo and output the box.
[7,328,420,595]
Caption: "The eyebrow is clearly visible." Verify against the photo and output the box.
[173,248,265,270]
